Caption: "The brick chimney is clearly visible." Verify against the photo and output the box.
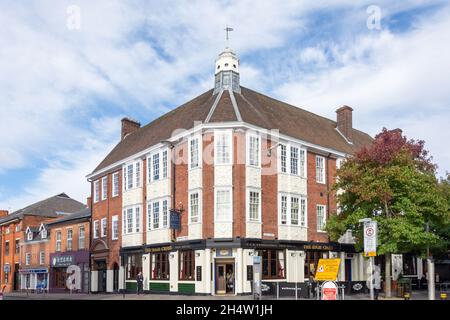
[336,105,353,143]
[121,117,141,140]
[0,210,9,217]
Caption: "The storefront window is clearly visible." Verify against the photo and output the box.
[257,249,286,279]
[126,254,142,281]
[179,250,195,280]
[151,252,170,280]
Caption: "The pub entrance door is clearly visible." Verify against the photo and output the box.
[95,260,107,292]
[215,261,235,295]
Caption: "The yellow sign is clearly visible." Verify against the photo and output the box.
[365,252,376,257]
[314,258,341,281]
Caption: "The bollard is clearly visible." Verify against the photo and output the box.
[440,293,447,300]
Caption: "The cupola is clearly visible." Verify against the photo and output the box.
[213,47,241,94]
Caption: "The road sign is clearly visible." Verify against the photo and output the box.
[321,281,338,300]
[314,259,341,281]
[364,221,377,257]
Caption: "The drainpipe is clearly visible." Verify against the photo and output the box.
[87,178,93,294]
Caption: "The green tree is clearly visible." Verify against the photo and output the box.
[326,128,449,297]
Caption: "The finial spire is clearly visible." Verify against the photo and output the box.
[224,25,234,42]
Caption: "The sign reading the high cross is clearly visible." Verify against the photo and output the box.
[363,220,377,257]
[314,258,341,281]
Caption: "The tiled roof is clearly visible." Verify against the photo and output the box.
[0,193,87,225]
[46,207,91,226]
[92,86,373,173]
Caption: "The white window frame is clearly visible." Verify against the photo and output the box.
[123,160,142,191]
[67,228,73,251]
[317,205,326,232]
[93,180,100,203]
[214,130,233,165]
[101,176,108,200]
[111,215,119,240]
[26,253,31,266]
[316,155,326,184]
[101,218,107,238]
[40,228,47,239]
[214,187,233,222]
[79,226,85,249]
[93,220,99,239]
[278,142,307,177]
[27,231,33,241]
[247,132,261,167]
[112,172,120,197]
[188,135,201,170]
[162,150,168,179]
[39,251,45,265]
[247,188,261,222]
[148,149,169,183]
[123,206,142,234]
[278,193,307,227]
[56,231,62,252]
[189,190,202,224]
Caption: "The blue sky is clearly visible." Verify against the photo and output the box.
[1,0,449,211]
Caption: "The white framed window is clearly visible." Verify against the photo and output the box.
[316,156,326,184]
[135,162,141,188]
[93,220,99,239]
[79,226,85,249]
[162,199,168,228]
[189,191,200,223]
[290,146,299,175]
[189,136,200,169]
[280,195,288,225]
[153,153,160,181]
[112,216,119,240]
[135,207,140,232]
[126,164,134,189]
[317,205,326,231]
[40,229,47,239]
[247,134,260,167]
[39,251,45,265]
[248,189,261,222]
[94,180,100,203]
[279,194,307,227]
[215,130,232,165]
[101,218,107,237]
[26,253,31,266]
[112,172,120,197]
[67,229,73,251]
[153,201,160,229]
[101,176,108,200]
[300,149,306,178]
[280,144,287,173]
[147,202,152,231]
[215,188,232,222]
[162,150,168,179]
[126,208,133,234]
[56,231,62,252]
[27,231,33,241]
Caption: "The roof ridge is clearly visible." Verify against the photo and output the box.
[205,89,224,123]
[228,90,242,122]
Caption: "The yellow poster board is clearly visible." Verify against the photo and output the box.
[314,258,341,281]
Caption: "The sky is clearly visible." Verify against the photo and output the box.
[1,0,449,212]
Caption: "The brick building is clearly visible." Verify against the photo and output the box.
[87,47,374,296]
[0,193,86,293]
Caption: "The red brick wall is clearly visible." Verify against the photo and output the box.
[233,131,246,238]
[202,132,214,239]
[174,142,189,239]
[261,137,278,239]
[306,152,337,243]
[91,169,122,269]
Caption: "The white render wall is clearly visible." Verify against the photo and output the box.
[147,179,171,201]
[146,229,171,245]
[106,270,114,293]
[123,188,143,207]
[278,225,307,241]
[214,164,233,238]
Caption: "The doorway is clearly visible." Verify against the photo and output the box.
[113,263,119,292]
[13,264,20,291]
[95,260,107,292]
[345,259,352,282]
[215,261,234,295]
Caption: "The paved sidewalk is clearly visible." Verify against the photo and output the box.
[2,290,433,300]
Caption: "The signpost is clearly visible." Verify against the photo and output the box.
[360,218,378,300]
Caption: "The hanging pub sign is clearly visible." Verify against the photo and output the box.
[170,209,181,230]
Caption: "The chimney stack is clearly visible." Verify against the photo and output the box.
[336,105,353,143]
[0,210,9,217]
[121,117,141,140]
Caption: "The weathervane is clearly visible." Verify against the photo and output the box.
[224,25,234,42]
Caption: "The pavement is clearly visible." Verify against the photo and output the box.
[1,290,434,300]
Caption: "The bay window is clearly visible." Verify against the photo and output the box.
[279,194,307,227]
[190,137,200,169]
[248,134,260,167]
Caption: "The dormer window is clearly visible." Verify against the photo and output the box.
[41,229,47,239]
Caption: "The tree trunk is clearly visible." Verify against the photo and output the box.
[385,253,392,298]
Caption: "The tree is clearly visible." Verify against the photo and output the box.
[326,128,449,297]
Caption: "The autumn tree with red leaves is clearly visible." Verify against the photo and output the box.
[326,128,449,297]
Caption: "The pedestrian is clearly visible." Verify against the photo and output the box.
[366,266,381,300]
[136,272,144,295]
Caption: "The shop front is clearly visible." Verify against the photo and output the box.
[19,268,49,291]
[49,251,90,293]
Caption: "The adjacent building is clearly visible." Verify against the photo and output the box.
[0,193,86,293]
[87,47,375,296]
